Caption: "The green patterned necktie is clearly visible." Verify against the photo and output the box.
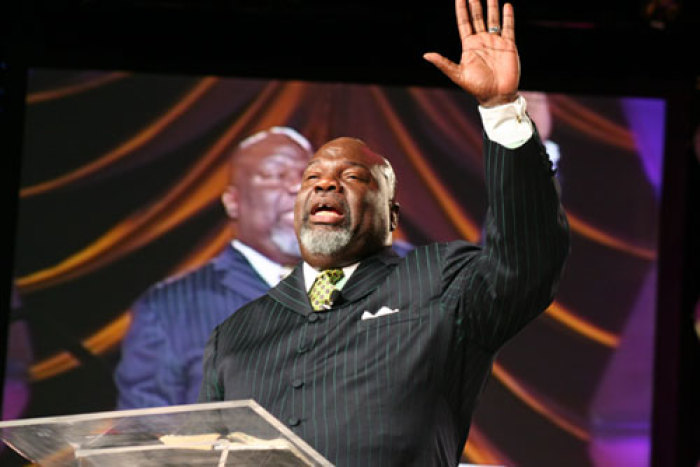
[308,269,344,311]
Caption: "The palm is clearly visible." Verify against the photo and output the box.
[425,1,520,107]
[455,33,519,103]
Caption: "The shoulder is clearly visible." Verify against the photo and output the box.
[135,248,243,307]
[398,240,479,262]
[144,261,218,296]
[394,241,483,285]
[213,293,274,334]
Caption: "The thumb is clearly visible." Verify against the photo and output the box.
[423,53,460,82]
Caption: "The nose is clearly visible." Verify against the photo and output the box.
[313,176,341,193]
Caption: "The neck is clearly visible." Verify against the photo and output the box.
[304,255,359,270]
[302,243,393,270]
[235,238,299,267]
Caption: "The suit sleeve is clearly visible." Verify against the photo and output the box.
[197,325,225,402]
[114,294,185,408]
[443,131,570,351]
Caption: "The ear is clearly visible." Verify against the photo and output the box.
[389,202,400,232]
[221,185,240,220]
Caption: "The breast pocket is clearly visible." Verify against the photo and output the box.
[357,308,424,330]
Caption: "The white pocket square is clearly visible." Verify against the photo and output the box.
[361,306,400,320]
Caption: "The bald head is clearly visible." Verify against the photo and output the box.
[221,127,313,266]
[229,129,312,182]
[294,137,400,269]
[316,137,397,199]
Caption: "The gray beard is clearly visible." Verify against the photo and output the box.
[271,226,301,257]
[299,225,352,256]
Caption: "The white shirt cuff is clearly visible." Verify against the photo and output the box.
[478,95,534,149]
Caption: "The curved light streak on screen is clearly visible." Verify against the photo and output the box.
[545,301,620,348]
[21,77,220,198]
[549,95,637,152]
[463,425,514,464]
[371,86,482,242]
[492,362,591,441]
[26,71,132,105]
[566,211,656,260]
[16,82,295,292]
[408,87,485,166]
[16,160,227,292]
[30,312,132,381]
[28,226,235,382]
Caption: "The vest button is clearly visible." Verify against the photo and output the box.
[287,417,300,427]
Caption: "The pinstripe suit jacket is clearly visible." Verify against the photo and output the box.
[115,247,270,408]
[198,135,570,466]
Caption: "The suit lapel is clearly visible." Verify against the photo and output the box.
[268,265,310,316]
[268,247,402,316]
[341,247,401,302]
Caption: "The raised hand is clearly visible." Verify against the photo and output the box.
[424,0,520,107]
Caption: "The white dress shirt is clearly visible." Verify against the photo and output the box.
[232,240,293,287]
[302,262,360,293]
[478,94,534,149]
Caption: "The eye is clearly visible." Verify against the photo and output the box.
[344,171,368,182]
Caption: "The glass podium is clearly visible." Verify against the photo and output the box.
[0,400,332,466]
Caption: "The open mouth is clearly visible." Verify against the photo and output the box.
[309,201,345,224]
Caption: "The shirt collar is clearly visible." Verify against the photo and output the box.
[232,240,293,287]
[302,262,359,292]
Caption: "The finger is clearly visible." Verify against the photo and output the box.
[468,0,486,33]
[423,53,461,81]
[502,3,515,41]
[455,0,472,41]
[486,0,500,32]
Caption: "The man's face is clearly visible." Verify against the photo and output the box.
[294,137,398,269]
[223,134,311,265]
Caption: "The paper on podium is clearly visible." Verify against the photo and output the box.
[0,400,332,466]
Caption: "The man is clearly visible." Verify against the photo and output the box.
[198,0,570,465]
[115,126,314,408]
